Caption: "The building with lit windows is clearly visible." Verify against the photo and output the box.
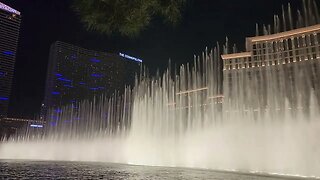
[0,117,45,139]
[222,24,320,70]
[43,41,141,113]
[222,24,320,113]
[0,2,21,117]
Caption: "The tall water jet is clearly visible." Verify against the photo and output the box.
[1,1,320,178]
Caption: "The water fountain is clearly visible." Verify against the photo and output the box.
[1,0,320,178]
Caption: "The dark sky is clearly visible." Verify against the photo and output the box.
[2,0,300,118]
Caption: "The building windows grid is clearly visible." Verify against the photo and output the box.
[223,31,320,71]
[0,4,21,117]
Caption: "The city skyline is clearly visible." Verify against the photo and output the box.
[0,0,302,118]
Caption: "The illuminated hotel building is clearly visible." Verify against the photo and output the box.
[43,41,141,111]
[222,24,320,112]
[222,25,320,70]
[166,1,320,116]
[0,2,21,117]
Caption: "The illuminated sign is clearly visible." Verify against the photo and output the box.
[0,2,21,15]
[30,124,44,128]
[119,53,143,63]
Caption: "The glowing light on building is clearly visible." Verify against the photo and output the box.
[89,87,105,91]
[119,53,143,63]
[90,58,101,63]
[91,73,104,78]
[0,2,21,15]
[64,85,73,88]
[30,124,44,128]
[52,92,60,95]
[3,51,14,56]
[57,78,72,82]
[0,97,9,101]
[176,87,208,95]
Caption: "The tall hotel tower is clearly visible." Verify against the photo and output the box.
[43,41,141,112]
[0,2,21,117]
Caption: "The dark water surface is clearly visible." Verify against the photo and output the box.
[0,160,303,180]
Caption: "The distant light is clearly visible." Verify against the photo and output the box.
[0,72,6,77]
[119,53,143,63]
[79,82,86,85]
[64,85,73,88]
[3,51,14,56]
[57,78,72,82]
[55,73,63,77]
[0,97,9,101]
[0,2,21,15]
[30,124,43,128]
[70,54,77,60]
[91,73,103,78]
[90,87,105,91]
[52,92,60,95]
[90,58,101,63]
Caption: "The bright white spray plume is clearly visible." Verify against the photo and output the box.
[1,1,320,178]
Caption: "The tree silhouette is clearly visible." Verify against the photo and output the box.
[73,0,186,37]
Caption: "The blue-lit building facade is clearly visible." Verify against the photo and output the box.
[0,2,21,117]
[43,41,141,115]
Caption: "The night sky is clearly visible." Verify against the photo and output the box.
[2,0,301,118]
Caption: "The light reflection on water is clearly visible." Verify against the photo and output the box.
[0,160,297,180]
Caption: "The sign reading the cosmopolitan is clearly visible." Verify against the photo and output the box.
[0,2,21,15]
[119,53,143,63]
